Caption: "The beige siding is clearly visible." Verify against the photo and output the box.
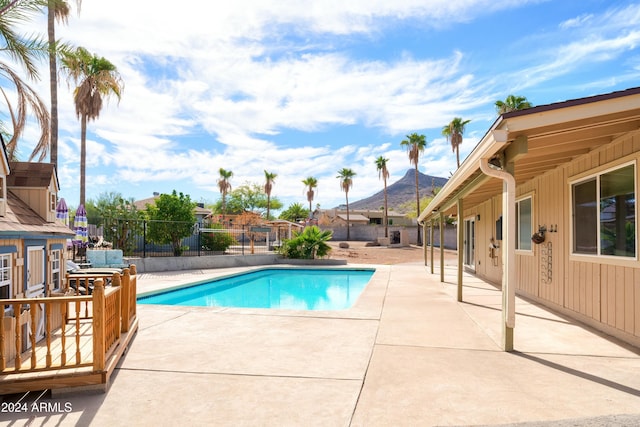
[564,132,640,337]
[466,196,503,285]
[513,167,567,304]
[468,129,640,345]
[564,130,640,342]
[635,269,640,336]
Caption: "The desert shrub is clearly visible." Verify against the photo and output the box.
[277,226,332,259]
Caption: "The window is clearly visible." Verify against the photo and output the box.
[0,254,11,311]
[50,193,57,212]
[516,196,532,251]
[51,249,61,290]
[571,163,636,258]
[0,176,5,217]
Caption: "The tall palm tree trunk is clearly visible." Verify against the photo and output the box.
[221,195,226,219]
[80,114,87,206]
[346,193,350,240]
[266,194,271,220]
[383,176,388,238]
[48,3,58,168]
[414,167,422,245]
[456,146,460,168]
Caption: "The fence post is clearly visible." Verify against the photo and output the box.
[121,269,131,332]
[0,308,5,370]
[112,272,123,338]
[130,265,137,321]
[242,225,245,256]
[143,220,147,258]
[93,279,106,372]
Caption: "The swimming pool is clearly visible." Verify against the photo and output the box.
[138,268,375,310]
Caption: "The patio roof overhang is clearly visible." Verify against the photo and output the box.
[419,87,640,222]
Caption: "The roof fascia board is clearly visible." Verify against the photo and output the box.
[503,94,640,132]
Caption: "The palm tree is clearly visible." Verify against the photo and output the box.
[48,0,82,169]
[0,0,51,160]
[302,176,318,219]
[279,202,308,223]
[337,168,356,240]
[495,94,532,115]
[375,156,390,238]
[264,170,277,220]
[400,132,427,245]
[217,168,233,218]
[60,46,123,206]
[442,117,471,168]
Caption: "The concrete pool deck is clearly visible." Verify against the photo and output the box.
[2,261,640,426]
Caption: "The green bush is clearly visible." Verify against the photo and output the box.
[201,225,237,252]
[277,226,332,259]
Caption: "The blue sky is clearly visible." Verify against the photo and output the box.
[16,0,640,211]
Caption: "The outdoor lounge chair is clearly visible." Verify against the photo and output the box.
[66,260,123,295]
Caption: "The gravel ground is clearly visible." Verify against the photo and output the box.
[326,240,458,265]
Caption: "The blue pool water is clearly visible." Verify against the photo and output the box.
[138,268,375,310]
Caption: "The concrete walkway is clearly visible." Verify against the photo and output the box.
[2,262,640,426]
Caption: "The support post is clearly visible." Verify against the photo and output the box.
[422,223,428,266]
[0,308,5,370]
[93,279,106,371]
[121,269,131,332]
[457,199,464,302]
[430,220,434,274]
[440,212,445,283]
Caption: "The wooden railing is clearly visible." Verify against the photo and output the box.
[0,266,137,376]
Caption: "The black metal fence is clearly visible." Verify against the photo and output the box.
[92,219,289,257]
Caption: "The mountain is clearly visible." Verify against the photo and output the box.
[348,169,448,213]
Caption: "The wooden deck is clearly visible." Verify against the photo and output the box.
[0,267,138,394]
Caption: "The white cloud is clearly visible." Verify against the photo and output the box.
[559,14,593,30]
[7,0,637,210]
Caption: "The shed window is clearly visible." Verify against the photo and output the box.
[0,254,11,311]
[571,163,636,257]
[51,249,61,291]
[516,197,532,251]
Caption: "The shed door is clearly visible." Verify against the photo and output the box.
[464,218,475,271]
[26,245,46,346]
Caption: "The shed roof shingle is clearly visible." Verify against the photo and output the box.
[7,162,57,188]
[0,190,73,236]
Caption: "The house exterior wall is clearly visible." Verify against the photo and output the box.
[562,129,640,344]
[466,129,640,346]
[467,196,503,284]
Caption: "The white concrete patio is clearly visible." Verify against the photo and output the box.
[2,262,640,426]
